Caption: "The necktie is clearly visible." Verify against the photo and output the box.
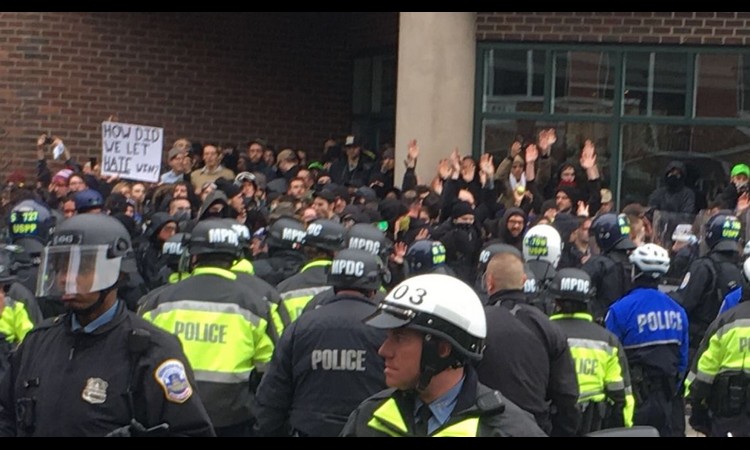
[414,404,432,436]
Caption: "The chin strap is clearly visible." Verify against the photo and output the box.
[416,334,456,391]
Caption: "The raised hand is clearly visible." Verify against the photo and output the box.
[405,139,419,169]
[479,153,495,176]
[579,139,597,170]
[510,139,522,158]
[450,147,461,173]
[577,200,590,217]
[525,144,539,164]
[538,128,557,155]
[415,227,430,241]
[408,139,419,161]
[438,159,453,179]
[737,192,750,213]
[390,241,408,265]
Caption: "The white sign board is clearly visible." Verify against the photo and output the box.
[101,121,164,183]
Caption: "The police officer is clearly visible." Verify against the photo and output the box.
[303,222,393,313]
[685,256,750,437]
[227,221,255,276]
[483,251,580,436]
[403,239,454,278]
[340,274,546,437]
[254,249,388,436]
[252,216,307,286]
[277,219,346,323]
[522,224,563,314]
[474,242,522,299]
[0,251,37,381]
[0,244,42,326]
[672,212,743,364]
[7,198,58,317]
[605,243,689,437]
[0,213,214,436]
[548,268,634,435]
[582,213,637,322]
[140,219,275,436]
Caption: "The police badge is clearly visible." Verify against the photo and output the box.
[82,377,108,404]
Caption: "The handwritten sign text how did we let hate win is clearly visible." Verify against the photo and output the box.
[101,121,164,183]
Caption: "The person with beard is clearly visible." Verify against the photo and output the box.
[718,163,750,211]
[648,161,695,214]
[490,207,527,252]
[430,201,482,285]
[558,215,592,269]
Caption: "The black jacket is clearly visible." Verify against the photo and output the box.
[488,290,581,436]
[0,302,214,437]
[581,250,632,322]
[254,292,386,437]
[477,300,556,433]
[671,251,743,348]
[252,249,306,287]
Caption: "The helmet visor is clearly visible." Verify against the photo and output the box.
[363,302,416,330]
[36,245,121,297]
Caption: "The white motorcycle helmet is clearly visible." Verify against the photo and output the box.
[522,224,563,269]
[364,273,486,390]
[629,243,670,279]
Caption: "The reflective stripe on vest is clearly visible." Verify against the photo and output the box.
[143,299,273,382]
[367,397,481,437]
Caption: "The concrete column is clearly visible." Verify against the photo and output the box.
[394,12,476,190]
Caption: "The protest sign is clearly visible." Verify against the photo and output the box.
[101,121,164,182]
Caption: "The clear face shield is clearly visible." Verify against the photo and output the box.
[36,245,121,297]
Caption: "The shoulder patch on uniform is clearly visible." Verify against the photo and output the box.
[679,272,690,290]
[154,359,193,403]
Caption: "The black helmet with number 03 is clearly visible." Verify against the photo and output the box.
[304,219,345,252]
[188,218,241,257]
[36,213,136,298]
[327,248,388,291]
[364,274,486,390]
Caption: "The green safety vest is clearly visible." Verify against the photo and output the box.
[551,312,634,427]
[142,267,274,383]
[685,319,750,395]
[279,260,332,323]
[0,297,34,344]
[366,398,481,437]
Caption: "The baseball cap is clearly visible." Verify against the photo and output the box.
[168,147,183,160]
[731,164,750,178]
[344,135,361,147]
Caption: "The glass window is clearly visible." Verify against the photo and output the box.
[695,53,750,118]
[482,118,612,187]
[623,52,687,116]
[483,49,545,114]
[621,124,750,207]
[552,51,615,115]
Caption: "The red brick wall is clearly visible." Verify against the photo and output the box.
[477,12,750,45]
[0,12,357,182]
